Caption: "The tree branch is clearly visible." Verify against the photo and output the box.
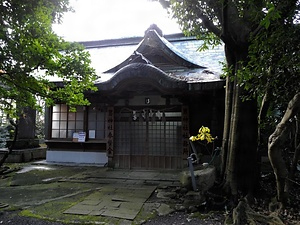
[268,92,300,203]
[0,71,49,99]
[195,9,222,40]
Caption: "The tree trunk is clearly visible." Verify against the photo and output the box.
[289,116,299,178]
[231,199,285,225]
[290,142,300,179]
[222,49,258,197]
[268,92,300,204]
[258,90,271,146]
[221,70,233,177]
[225,76,240,196]
[256,90,271,189]
[294,116,299,149]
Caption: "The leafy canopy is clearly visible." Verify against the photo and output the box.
[166,0,270,50]
[241,1,300,108]
[167,0,299,108]
[0,0,98,116]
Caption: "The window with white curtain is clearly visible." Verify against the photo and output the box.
[51,104,84,139]
[51,103,106,140]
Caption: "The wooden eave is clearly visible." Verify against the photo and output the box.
[96,63,187,97]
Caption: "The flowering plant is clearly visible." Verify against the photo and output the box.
[189,126,215,143]
[189,126,219,165]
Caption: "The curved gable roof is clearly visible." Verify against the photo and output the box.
[104,29,204,73]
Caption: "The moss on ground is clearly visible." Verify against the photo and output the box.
[190,210,225,222]
[0,162,171,224]
[19,192,122,225]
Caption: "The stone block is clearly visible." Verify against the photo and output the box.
[32,148,46,159]
[180,166,216,192]
[0,147,46,163]
[157,203,174,216]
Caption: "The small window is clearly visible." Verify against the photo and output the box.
[51,104,85,139]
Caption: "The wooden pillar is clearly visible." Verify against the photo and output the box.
[182,105,189,168]
[106,106,114,167]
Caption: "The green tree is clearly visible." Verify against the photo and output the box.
[0,0,97,164]
[165,0,263,199]
[242,4,300,205]
[0,0,97,114]
[163,0,299,202]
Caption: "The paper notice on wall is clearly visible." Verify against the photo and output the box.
[72,132,79,142]
[78,132,86,142]
[89,130,95,139]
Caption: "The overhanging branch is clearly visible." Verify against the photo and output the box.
[196,10,222,39]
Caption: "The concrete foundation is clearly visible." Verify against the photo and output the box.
[0,147,46,163]
[46,150,108,166]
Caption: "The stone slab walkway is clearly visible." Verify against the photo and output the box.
[60,168,180,220]
[64,185,156,220]
[60,168,181,187]
[0,162,183,224]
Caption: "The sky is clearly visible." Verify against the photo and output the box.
[52,0,182,42]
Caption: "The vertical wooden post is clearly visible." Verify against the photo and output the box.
[106,106,114,167]
[182,105,189,168]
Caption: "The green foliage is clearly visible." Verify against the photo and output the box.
[0,126,9,148]
[0,0,97,118]
[35,100,45,140]
[196,32,222,51]
[241,3,300,109]
[168,0,222,50]
[166,0,299,199]
[260,2,281,29]
[168,0,299,112]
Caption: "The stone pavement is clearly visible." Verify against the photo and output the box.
[60,167,181,186]
[64,185,156,220]
[0,162,183,224]
[60,166,181,220]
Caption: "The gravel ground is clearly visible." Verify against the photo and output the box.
[143,211,224,225]
[0,210,224,225]
[0,211,67,225]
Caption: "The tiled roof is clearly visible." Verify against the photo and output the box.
[82,31,225,84]
[104,30,204,73]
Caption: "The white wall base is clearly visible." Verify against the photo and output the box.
[46,151,108,165]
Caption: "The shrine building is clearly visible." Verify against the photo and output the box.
[45,25,225,169]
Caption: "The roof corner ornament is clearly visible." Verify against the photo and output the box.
[144,24,163,36]
[129,51,152,65]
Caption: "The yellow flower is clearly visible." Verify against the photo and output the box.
[199,126,210,134]
[190,126,214,143]
[189,136,197,141]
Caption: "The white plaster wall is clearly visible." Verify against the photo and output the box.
[46,151,108,165]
